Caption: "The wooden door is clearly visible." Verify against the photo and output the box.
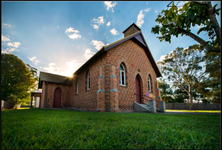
[135,75,141,103]
[54,88,61,108]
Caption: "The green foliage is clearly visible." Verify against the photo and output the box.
[7,94,20,109]
[1,54,39,104]
[173,88,188,103]
[157,44,206,103]
[1,109,221,149]
[157,79,174,103]
[151,1,221,52]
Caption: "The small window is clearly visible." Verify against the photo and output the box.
[148,75,152,92]
[120,64,126,86]
[76,79,78,94]
[87,71,90,90]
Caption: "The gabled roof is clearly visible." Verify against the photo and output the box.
[38,71,72,88]
[74,30,162,77]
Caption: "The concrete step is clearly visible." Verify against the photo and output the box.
[134,102,150,112]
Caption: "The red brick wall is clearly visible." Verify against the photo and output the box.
[40,39,161,112]
[41,82,72,108]
[72,53,106,111]
[104,39,158,112]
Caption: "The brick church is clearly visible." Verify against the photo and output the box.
[37,23,162,112]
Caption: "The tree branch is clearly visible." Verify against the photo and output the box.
[177,27,221,52]
[163,22,221,53]
[206,2,221,47]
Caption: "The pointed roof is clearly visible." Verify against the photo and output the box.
[74,29,162,77]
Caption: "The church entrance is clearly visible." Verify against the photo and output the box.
[135,75,142,103]
[54,87,61,108]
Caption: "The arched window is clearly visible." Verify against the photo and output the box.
[120,64,126,86]
[148,75,152,92]
[87,71,90,90]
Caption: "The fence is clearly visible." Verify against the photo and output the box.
[166,103,221,110]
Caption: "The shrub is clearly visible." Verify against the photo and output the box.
[7,94,20,109]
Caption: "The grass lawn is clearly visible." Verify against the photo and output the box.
[1,109,221,149]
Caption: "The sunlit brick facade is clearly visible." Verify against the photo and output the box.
[39,23,162,112]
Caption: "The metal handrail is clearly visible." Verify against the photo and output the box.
[134,93,151,104]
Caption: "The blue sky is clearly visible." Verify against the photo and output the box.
[1,1,221,77]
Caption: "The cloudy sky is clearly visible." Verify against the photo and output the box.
[1,1,221,77]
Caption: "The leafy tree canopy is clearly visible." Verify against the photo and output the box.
[151,1,221,53]
[157,44,207,103]
[1,54,38,103]
[157,79,174,103]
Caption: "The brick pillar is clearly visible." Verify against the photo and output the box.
[104,64,110,112]
[110,65,120,112]
[96,65,105,112]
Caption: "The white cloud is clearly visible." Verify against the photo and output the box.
[155,10,158,13]
[62,59,82,77]
[2,23,12,28]
[93,16,104,25]
[7,42,21,48]
[136,10,145,27]
[43,63,61,75]
[43,60,82,77]
[65,27,79,33]
[65,27,81,39]
[110,28,119,35]
[92,24,99,31]
[157,55,167,63]
[68,33,81,39]
[91,16,105,31]
[2,47,16,54]
[84,48,95,60]
[28,56,39,65]
[104,1,117,12]
[144,8,151,12]
[1,34,10,42]
[57,25,60,28]
[106,21,111,26]
[91,40,105,50]
[136,8,151,27]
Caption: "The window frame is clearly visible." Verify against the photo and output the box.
[87,71,90,90]
[120,64,126,86]
[148,75,152,92]
[76,79,78,94]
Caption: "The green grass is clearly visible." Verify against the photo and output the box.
[166,109,221,113]
[1,109,221,149]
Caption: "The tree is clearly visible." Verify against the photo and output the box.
[204,52,221,103]
[1,54,38,104]
[151,1,221,53]
[173,88,188,103]
[157,79,174,103]
[157,44,206,104]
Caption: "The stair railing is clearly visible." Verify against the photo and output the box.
[134,93,152,104]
